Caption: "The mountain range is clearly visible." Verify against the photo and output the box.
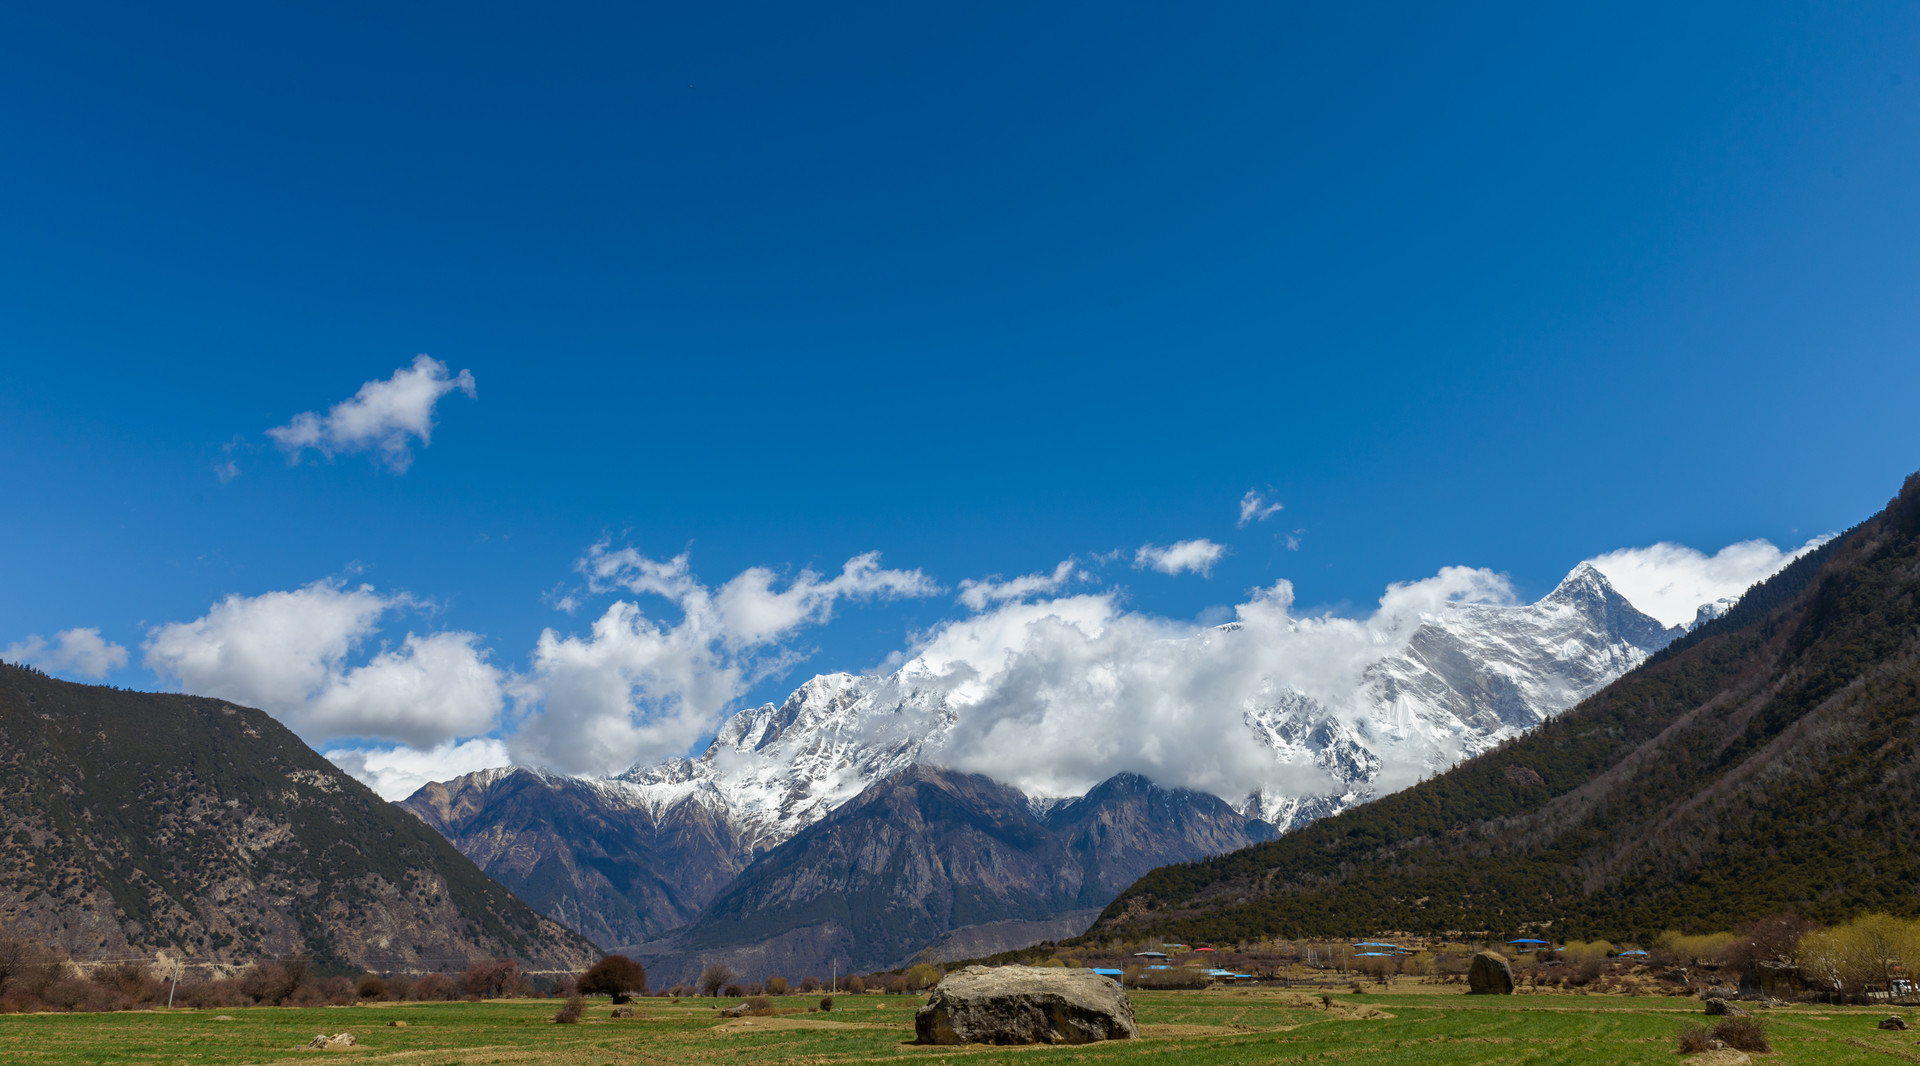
[404,559,1692,977]
[1081,471,1920,945]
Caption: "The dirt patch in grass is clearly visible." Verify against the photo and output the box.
[1140,1023,1300,1037]
[1684,1051,1754,1066]
[707,1017,902,1035]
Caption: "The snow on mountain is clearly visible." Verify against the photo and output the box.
[1689,597,1739,630]
[1238,562,1683,825]
[536,562,1684,848]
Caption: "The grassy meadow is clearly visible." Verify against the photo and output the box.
[1,987,1916,1065]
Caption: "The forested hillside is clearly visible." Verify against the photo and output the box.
[0,667,595,971]
[1083,470,1920,946]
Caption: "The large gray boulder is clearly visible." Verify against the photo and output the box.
[915,966,1138,1045]
[1467,951,1514,995]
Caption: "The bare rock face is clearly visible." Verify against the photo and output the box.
[915,966,1137,1045]
[1467,951,1513,995]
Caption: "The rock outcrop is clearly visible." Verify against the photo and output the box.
[1467,951,1513,995]
[915,966,1136,1045]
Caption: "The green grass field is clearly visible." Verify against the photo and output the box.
[1,989,1915,1065]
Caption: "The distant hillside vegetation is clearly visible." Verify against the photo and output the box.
[1084,470,1920,946]
[0,668,595,972]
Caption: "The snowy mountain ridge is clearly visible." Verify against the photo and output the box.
[525,562,1688,847]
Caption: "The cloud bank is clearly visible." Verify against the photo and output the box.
[1583,535,1833,628]
[3,628,129,679]
[143,580,503,750]
[268,355,476,472]
[899,564,1519,802]
[507,546,940,776]
[136,532,1823,804]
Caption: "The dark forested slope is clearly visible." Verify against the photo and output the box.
[0,667,595,971]
[1085,470,1920,945]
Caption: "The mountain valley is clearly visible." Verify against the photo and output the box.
[404,559,1699,976]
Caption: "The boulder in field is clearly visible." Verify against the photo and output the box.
[915,966,1137,1045]
[1467,951,1513,995]
[1705,998,1750,1017]
[1879,1016,1910,1031]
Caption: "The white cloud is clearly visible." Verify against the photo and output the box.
[883,565,1517,803]
[1238,490,1284,527]
[268,355,476,472]
[956,560,1076,611]
[143,580,503,749]
[1134,538,1227,577]
[509,547,940,775]
[4,628,129,679]
[1583,535,1832,628]
[323,738,511,801]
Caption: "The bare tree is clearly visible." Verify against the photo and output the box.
[698,962,736,997]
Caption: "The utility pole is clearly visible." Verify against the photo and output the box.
[166,960,180,1008]
[831,959,836,994]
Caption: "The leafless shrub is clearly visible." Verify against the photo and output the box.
[1713,1016,1771,1052]
[553,996,584,1023]
[1677,1024,1714,1053]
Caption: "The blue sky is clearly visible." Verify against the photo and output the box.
[3,2,1917,793]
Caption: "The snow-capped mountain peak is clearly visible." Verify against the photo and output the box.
[552,561,1692,850]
